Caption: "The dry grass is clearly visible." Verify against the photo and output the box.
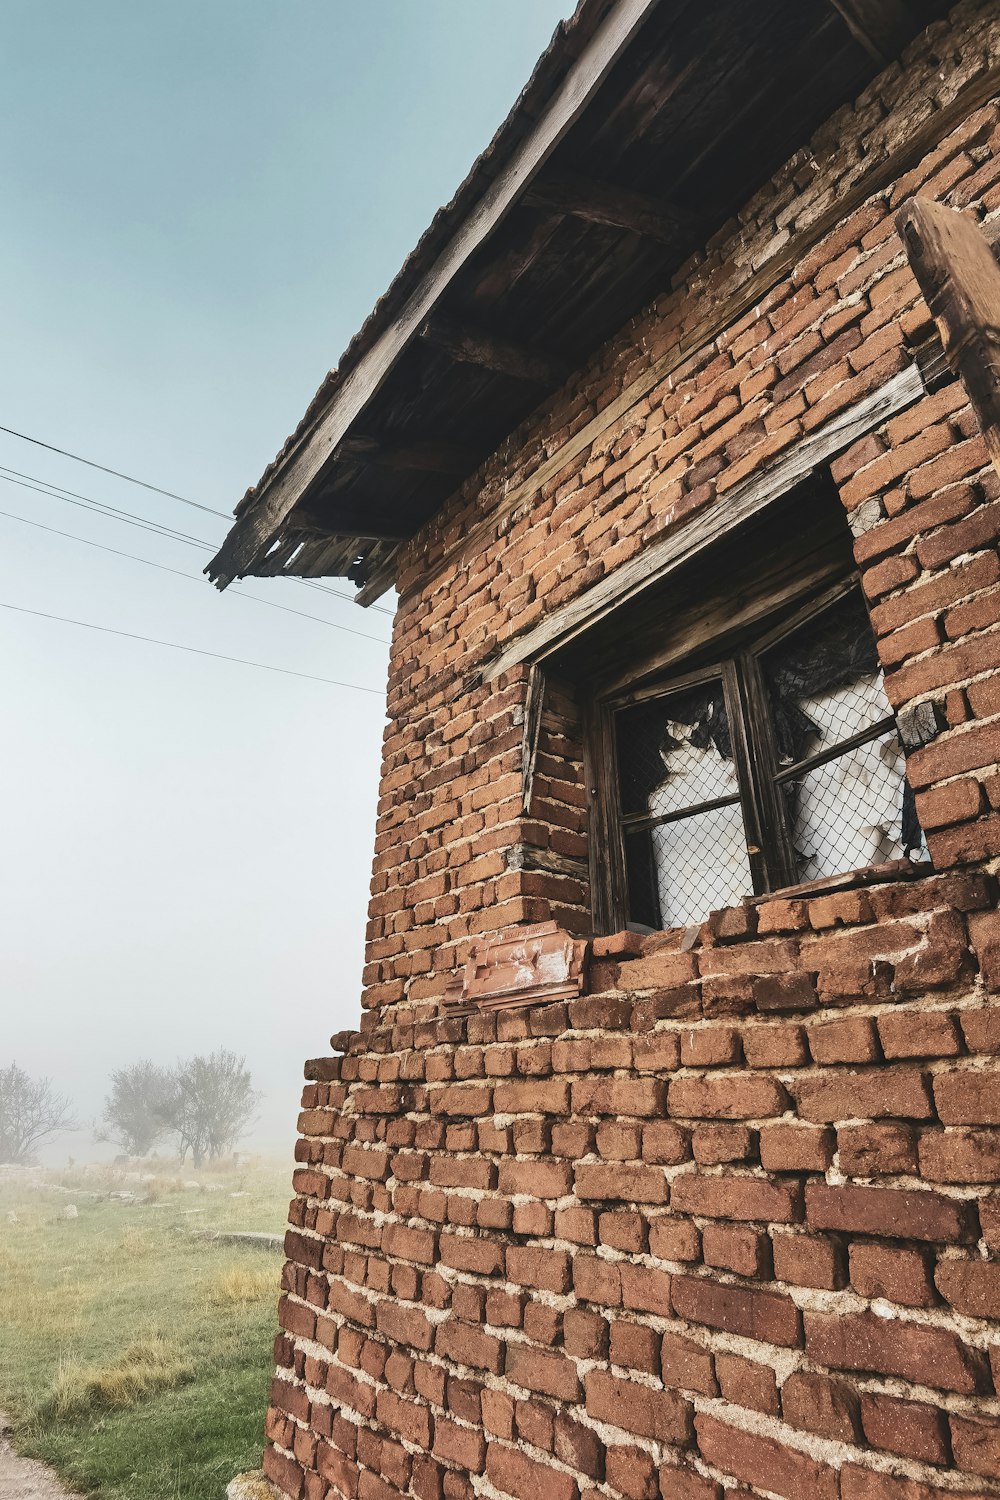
[41,1336,194,1420]
[211,1265,280,1305]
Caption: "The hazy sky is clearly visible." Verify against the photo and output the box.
[0,1,572,1157]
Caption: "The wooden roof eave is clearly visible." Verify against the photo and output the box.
[204,0,663,593]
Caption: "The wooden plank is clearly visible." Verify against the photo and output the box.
[897,197,1000,480]
[206,0,665,588]
[336,435,479,475]
[389,60,1000,606]
[481,363,927,681]
[419,317,568,386]
[828,0,919,62]
[522,171,694,244]
[520,663,546,815]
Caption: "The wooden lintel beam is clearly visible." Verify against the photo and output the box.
[523,171,693,245]
[419,316,568,387]
[897,198,1000,483]
[828,0,917,63]
[335,434,479,476]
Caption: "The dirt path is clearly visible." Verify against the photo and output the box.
[0,1417,81,1499]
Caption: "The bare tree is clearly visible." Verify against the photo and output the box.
[101,1061,174,1156]
[0,1064,76,1163]
[165,1050,258,1166]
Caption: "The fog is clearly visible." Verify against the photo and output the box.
[0,0,574,1165]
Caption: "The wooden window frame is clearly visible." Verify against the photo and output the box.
[585,573,903,934]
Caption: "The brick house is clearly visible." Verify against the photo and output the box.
[211,2,1000,1497]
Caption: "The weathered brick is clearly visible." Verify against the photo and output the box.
[694,1416,838,1500]
[805,1182,975,1242]
[585,1370,692,1444]
[804,1309,988,1393]
[670,1274,801,1347]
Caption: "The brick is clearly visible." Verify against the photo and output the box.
[584,1370,692,1444]
[794,1068,932,1122]
[660,1330,717,1396]
[574,1163,668,1203]
[679,1026,740,1066]
[751,972,818,1012]
[715,1354,779,1415]
[840,1465,988,1499]
[434,1320,503,1374]
[505,1345,580,1402]
[691,1124,754,1165]
[805,1182,975,1242]
[571,1077,667,1117]
[838,1121,918,1175]
[506,1246,571,1293]
[657,1467,721,1500]
[668,1075,787,1119]
[771,1232,845,1291]
[862,1391,950,1465]
[621,1263,672,1316]
[807,1015,879,1063]
[759,1123,833,1173]
[877,1009,961,1058]
[433,1416,487,1472]
[670,1172,801,1224]
[641,1121,690,1164]
[950,1413,1000,1480]
[919,1126,1000,1183]
[936,1260,1000,1319]
[605,1447,657,1500]
[742,1023,808,1067]
[610,1320,660,1374]
[780,1370,859,1441]
[670,1274,801,1347]
[935,1070,1000,1124]
[701,1223,770,1277]
[850,1242,935,1307]
[694,1415,838,1500]
[573,1255,622,1307]
[486,1446,579,1500]
[804,1309,988,1392]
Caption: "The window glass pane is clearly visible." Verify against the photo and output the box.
[617,679,752,930]
[783,727,918,882]
[616,681,735,817]
[650,802,753,929]
[762,590,887,766]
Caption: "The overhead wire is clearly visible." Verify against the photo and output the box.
[0,431,396,615]
[0,506,392,645]
[0,599,385,694]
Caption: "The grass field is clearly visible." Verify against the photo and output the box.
[0,1157,291,1500]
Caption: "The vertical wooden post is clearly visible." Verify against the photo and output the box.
[897,198,1000,481]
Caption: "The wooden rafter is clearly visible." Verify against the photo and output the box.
[419,317,568,386]
[523,171,693,245]
[897,198,1000,482]
[335,435,478,476]
[828,0,917,62]
[206,0,664,588]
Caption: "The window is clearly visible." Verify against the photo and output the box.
[592,584,925,933]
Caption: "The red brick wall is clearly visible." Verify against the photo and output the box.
[264,3,1000,1496]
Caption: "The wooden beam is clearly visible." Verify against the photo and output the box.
[481,363,930,681]
[390,60,1000,607]
[206,0,663,588]
[523,171,693,245]
[419,316,568,386]
[828,0,918,63]
[897,198,1000,482]
[336,435,478,476]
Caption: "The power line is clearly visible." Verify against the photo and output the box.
[0,507,392,646]
[0,465,396,616]
[0,599,386,694]
[0,423,231,520]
